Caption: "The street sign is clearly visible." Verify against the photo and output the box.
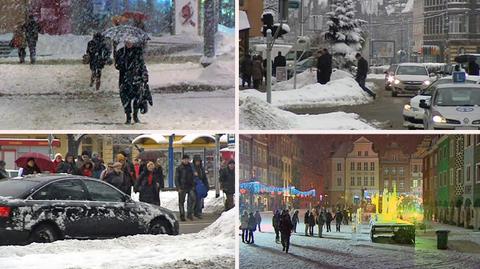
[276,66,287,82]
[452,71,466,83]
[227,134,235,144]
[288,0,300,9]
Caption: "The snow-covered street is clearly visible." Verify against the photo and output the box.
[240,212,480,269]
[0,208,235,269]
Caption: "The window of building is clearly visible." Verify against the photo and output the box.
[337,162,342,171]
[384,180,389,188]
[364,176,368,186]
[392,167,396,174]
[413,165,418,173]
[399,167,404,176]
[384,167,389,175]
[456,168,462,184]
[467,165,471,182]
[476,135,480,145]
[358,151,362,156]
[351,176,355,186]
[337,177,342,186]
[450,15,468,33]
[364,162,368,171]
[364,151,368,157]
[357,162,362,171]
[351,162,355,171]
[370,162,375,171]
[357,177,362,186]
[399,179,404,190]
[370,176,375,186]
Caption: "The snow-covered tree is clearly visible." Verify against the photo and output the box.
[325,0,365,55]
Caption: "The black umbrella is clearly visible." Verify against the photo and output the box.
[103,25,150,46]
[454,54,477,64]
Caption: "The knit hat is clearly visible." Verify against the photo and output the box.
[116,153,126,162]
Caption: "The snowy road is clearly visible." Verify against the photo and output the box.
[0,60,234,130]
[240,212,480,269]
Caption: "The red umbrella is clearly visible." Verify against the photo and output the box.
[15,152,53,172]
[122,11,149,21]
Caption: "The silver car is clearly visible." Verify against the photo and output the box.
[391,63,434,97]
[420,84,480,130]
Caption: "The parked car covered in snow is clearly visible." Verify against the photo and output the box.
[0,174,178,245]
[390,63,434,97]
[402,75,480,129]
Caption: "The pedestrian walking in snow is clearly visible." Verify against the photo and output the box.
[316,48,332,84]
[247,212,256,244]
[325,210,333,232]
[317,210,326,237]
[9,25,27,64]
[343,209,349,225]
[22,15,40,64]
[273,210,281,243]
[355,53,376,99]
[240,54,253,88]
[116,152,136,196]
[135,161,163,205]
[304,210,310,236]
[252,55,264,90]
[279,209,293,253]
[254,211,262,232]
[0,161,8,179]
[273,51,287,77]
[335,209,343,232]
[308,210,316,236]
[114,40,149,124]
[192,155,208,218]
[291,210,299,233]
[57,152,79,175]
[175,155,196,221]
[219,159,235,211]
[86,33,112,91]
[241,211,249,243]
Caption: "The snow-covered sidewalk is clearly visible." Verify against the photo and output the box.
[132,190,226,215]
[240,95,375,130]
[0,209,235,269]
[0,60,234,95]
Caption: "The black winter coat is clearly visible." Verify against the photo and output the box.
[175,163,194,191]
[87,37,111,70]
[356,57,369,79]
[248,215,256,231]
[115,46,148,94]
[135,170,163,205]
[240,57,253,76]
[219,167,235,195]
[326,212,333,223]
[22,19,40,43]
[56,161,79,175]
[104,171,124,191]
[22,165,41,176]
[279,213,293,235]
[0,168,8,179]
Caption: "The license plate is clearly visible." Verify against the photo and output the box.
[404,86,418,91]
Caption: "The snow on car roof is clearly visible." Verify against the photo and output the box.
[397,63,428,67]
[436,83,480,89]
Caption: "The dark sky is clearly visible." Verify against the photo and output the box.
[297,134,428,174]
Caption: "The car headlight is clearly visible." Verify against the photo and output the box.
[387,76,394,83]
[423,80,431,86]
[394,79,401,85]
[432,115,447,123]
[404,104,412,110]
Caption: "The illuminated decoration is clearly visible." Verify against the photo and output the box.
[371,185,424,224]
[239,181,316,197]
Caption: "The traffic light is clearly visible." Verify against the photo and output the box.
[262,13,289,38]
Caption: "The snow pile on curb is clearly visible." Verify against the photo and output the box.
[240,95,375,130]
[242,77,372,109]
[199,208,235,238]
[197,60,235,87]
[274,68,352,91]
[0,209,235,269]
[158,190,226,214]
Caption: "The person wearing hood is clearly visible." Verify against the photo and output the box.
[86,32,111,90]
[279,209,293,253]
[21,158,41,176]
[219,159,235,211]
[175,155,196,221]
[192,155,208,218]
[57,153,79,175]
[52,153,63,173]
[114,40,148,124]
[0,161,8,179]
[80,161,94,177]
[104,162,124,191]
[134,161,163,205]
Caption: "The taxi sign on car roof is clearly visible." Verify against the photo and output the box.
[452,71,466,83]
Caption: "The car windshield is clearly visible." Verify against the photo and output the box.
[396,66,428,76]
[434,87,480,106]
[0,179,38,199]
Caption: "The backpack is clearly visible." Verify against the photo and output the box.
[192,164,208,198]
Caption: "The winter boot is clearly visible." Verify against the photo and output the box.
[187,214,194,221]
[133,109,140,123]
[95,79,101,91]
[125,114,132,124]
[90,75,94,87]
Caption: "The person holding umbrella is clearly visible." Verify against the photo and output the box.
[114,40,149,124]
[21,158,41,176]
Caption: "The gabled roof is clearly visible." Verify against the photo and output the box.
[354,136,372,144]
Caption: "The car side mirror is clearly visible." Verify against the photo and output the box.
[419,99,430,109]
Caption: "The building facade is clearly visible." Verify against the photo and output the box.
[380,142,411,194]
